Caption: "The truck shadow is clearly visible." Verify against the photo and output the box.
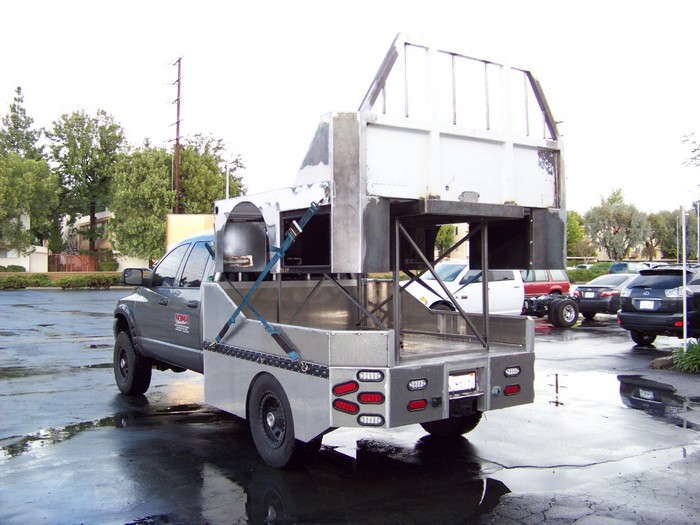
[112,395,510,524]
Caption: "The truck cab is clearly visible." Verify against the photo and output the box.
[114,233,214,391]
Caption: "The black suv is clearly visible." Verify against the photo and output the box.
[617,265,700,345]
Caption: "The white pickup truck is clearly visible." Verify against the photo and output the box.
[404,262,524,315]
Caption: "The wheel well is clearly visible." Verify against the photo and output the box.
[114,314,130,338]
[245,371,272,422]
[430,301,455,311]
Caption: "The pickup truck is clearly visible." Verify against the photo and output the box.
[112,33,561,468]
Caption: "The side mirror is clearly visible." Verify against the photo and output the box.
[122,268,149,286]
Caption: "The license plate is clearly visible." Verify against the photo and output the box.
[449,372,476,393]
[638,389,655,400]
[584,292,595,298]
[639,300,655,310]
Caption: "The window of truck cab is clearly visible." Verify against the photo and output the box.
[151,244,189,287]
[179,241,214,287]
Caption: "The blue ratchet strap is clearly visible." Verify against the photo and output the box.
[212,201,320,360]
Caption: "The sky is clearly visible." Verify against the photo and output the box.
[2,0,700,214]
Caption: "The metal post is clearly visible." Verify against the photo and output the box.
[173,57,182,214]
[393,218,402,362]
[481,220,490,347]
[682,205,688,352]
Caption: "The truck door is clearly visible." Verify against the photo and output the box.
[135,243,190,358]
[164,240,214,373]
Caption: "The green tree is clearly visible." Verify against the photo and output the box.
[0,87,44,161]
[584,189,650,261]
[566,210,584,257]
[645,211,676,260]
[48,109,126,251]
[110,147,174,261]
[110,139,245,260]
[179,134,245,213]
[435,225,455,255]
[0,153,58,253]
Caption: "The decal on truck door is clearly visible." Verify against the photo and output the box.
[174,313,190,334]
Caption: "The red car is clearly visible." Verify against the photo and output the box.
[520,269,570,297]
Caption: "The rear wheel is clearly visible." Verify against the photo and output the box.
[248,374,321,468]
[420,411,483,437]
[631,330,656,346]
[548,298,579,328]
[114,331,152,395]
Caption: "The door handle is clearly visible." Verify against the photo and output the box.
[187,300,199,308]
[158,298,168,306]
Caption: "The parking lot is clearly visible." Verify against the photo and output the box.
[1,289,700,524]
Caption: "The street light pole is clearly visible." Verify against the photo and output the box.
[682,205,688,352]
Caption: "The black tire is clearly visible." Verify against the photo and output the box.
[248,373,321,468]
[582,312,596,321]
[114,331,152,395]
[631,330,656,346]
[548,298,579,328]
[420,411,483,438]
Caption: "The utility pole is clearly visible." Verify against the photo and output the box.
[172,57,182,214]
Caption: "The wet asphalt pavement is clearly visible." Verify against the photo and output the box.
[1,289,700,524]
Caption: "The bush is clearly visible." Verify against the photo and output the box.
[566,269,595,283]
[53,273,120,289]
[673,342,700,374]
[0,274,29,289]
[97,260,119,272]
[25,274,51,287]
[590,262,612,275]
[4,265,26,272]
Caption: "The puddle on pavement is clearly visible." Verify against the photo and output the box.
[488,443,700,493]
[618,374,699,429]
[78,363,113,369]
[0,366,57,379]
[0,417,117,459]
[0,401,212,461]
[65,310,112,318]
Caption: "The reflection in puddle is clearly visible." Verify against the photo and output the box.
[109,400,510,524]
[618,374,696,429]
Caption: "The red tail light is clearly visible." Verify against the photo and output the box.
[504,384,521,396]
[333,381,359,396]
[600,290,619,298]
[358,392,385,404]
[333,399,359,414]
[407,399,428,411]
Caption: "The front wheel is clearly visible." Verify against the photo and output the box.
[420,411,483,438]
[114,331,152,395]
[631,330,656,346]
[248,374,321,468]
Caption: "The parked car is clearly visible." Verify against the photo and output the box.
[609,261,646,274]
[404,262,525,315]
[520,269,570,296]
[617,265,700,345]
[573,273,638,320]
[576,263,593,270]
